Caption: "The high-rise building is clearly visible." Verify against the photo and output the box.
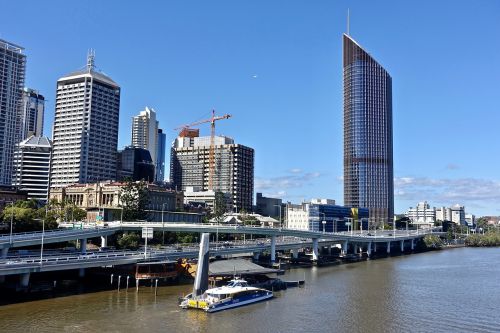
[12,135,52,202]
[156,128,166,182]
[116,146,155,182]
[286,199,369,232]
[0,39,26,186]
[49,51,120,188]
[343,33,394,225]
[256,193,283,219]
[131,107,158,172]
[170,134,254,212]
[20,88,45,140]
[405,201,436,225]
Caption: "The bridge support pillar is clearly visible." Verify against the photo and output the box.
[20,273,30,288]
[1,247,8,259]
[291,248,299,259]
[80,239,87,254]
[342,241,348,256]
[411,239,415,251]
[367,242,372,257]
[253,252,260,261]
[327,246,332,255]
[353,244,359,256]
[101,236,107,248]
[79,268,85,278]
[312,238,319,261]
[400,240,405,252]
[270,235,276,263]
[373,242,377,253]
[386,241,391,254]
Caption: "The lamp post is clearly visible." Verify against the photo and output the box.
[273,204,282,229]
[319,212,326,234]
[40,204,48,265]
[8,201,14,244]
[161,203,167,246]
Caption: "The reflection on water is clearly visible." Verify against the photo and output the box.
[1,248,499,333]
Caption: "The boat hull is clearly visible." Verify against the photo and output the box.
[206,292,273,313]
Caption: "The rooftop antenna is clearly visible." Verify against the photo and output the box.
[347,8,350,35]
[87,49,95,72]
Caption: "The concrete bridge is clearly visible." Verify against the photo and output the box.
[0,221,439,287]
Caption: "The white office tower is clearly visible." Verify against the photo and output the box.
[131,107,158,171]
[0,39,26,185]
[12,136,52,202]
[20,88,45,140]
[49,51,120,188]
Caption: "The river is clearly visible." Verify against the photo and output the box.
[0,247,499,333]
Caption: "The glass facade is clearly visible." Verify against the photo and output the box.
[155,128,166,182]
[343,34,394,225]
[308,204,369,232]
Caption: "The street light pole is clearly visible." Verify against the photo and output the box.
[320,212,326,233]
[161,203,166,246]
[40,205,47,265]
[273,204,282,229]
[7,201,14,244]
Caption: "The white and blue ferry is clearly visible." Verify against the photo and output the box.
[180,279,273,313]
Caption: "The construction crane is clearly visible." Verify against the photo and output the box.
[174,110,231,190]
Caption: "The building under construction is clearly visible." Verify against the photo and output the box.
[170,129,254,212]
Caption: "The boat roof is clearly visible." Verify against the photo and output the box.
[206,285,262,295]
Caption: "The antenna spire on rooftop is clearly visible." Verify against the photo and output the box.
[87,49,95,71]
[347,8,350,35]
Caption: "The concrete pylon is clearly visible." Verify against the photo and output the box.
[386,241,391,254]
[79,268,85,278]
[101,236,107,248]
[367,242,372,257]
[80,239,87,254]
[193,233,210,297]
[253,252,260,260]
[312,238,319,261]
[20,273,30,288]
[373,242,377,253]
[342,241,348,256]
[400,240,404,252]
[411,239,415,250]
[291,248,299,259]
[270,235,276,263]
[1,247,8,259]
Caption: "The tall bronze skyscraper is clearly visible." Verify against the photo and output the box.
[343,33,394,225]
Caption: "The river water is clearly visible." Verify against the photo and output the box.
[0,247,499,333]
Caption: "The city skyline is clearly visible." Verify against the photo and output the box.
[2,1,500,215]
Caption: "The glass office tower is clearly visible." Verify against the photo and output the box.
[343,34,394,226]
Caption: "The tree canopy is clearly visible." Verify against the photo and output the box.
[119,180,150,221]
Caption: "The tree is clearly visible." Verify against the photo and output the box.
[119,180,150,221]
[213,191,227,221]
[422,234,443,250]
[117,232,140,249]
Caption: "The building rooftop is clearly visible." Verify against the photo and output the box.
[19,135,52,148]
[0,38,24,53]
[58,68,119,88]
[209,259,279,277]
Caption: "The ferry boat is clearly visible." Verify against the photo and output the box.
[180,279,273,313]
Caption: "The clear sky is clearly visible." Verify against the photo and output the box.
[2,0,499,216]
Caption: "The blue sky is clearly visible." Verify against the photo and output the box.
[2,0,499,216]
